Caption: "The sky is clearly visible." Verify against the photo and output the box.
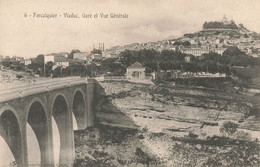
[1,0,260,58]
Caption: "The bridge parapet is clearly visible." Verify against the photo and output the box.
[0,77,90,103]
[2,77,84,93]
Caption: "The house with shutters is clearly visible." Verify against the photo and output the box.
[126,62,146,80]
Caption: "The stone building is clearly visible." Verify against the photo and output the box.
[24,59,32,66]
[126,62,146,80]
[73,52,88,60]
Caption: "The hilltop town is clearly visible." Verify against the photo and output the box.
[105,16,260,58]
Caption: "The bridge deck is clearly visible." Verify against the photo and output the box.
[0,77,89,103]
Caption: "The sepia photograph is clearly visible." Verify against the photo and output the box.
[0,0,259,166]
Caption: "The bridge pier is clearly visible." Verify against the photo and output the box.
[86,79,95,127]
[45,115,55,167]
[68,100,76,167]
[20,118,28,167]
[0,78,96,167]
[0,109,27,167]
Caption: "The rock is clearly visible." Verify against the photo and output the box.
[195,144,202,149]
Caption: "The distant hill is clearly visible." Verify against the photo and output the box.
[106,17,259,55]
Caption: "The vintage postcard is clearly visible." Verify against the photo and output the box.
[0,0,259,166]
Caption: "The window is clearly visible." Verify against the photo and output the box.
[132,71,139,78]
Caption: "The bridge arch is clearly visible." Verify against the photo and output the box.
[0,106,23,167]
[51,93,73,166]
[72,88,87,130]
[26,98,49,166]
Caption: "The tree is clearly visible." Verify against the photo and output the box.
[203,21,238,29]
[68,49,80,59]
[1,60,12,67]
[182,62,199,72]
[173,41,182,46]
[15,64,24,71]
[27,63,39,72]
[16,74,23,79]
[160,50,185,62]
[220,121,238,136]
[35,54,44,66]
[223,46,243,57]
[203,21,208,29]
[244,34,249,38]
[119,50,138,66]
[53,66,62,78]
[91,49,102,55]
[220,47,259,67]
[183,41,191,47]
[202,52,221,62]
[85,64,93,76]
[45,61,53,77]
[101,58,126,75]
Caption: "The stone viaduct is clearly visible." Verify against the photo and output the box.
[0,77,96,167]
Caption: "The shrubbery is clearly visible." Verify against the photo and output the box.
[220,121,238,136]
[203,21,238,29]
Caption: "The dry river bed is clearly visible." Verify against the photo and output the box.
[74,80,260,166]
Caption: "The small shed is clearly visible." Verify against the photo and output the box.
[126,62,146,79]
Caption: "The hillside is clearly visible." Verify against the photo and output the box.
[105,17,260,58]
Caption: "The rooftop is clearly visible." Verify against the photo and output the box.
[127,62,144,69]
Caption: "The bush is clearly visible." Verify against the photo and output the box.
[220,121,238,136]
[138,134,145,139]
[188,132,198,138]
[247,107,260,118]
[142,126,148,132]
[135,147,152,166]
[16,74,23,79]
[234,131,252,141]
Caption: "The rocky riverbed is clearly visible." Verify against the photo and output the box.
[74,80,260,166]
